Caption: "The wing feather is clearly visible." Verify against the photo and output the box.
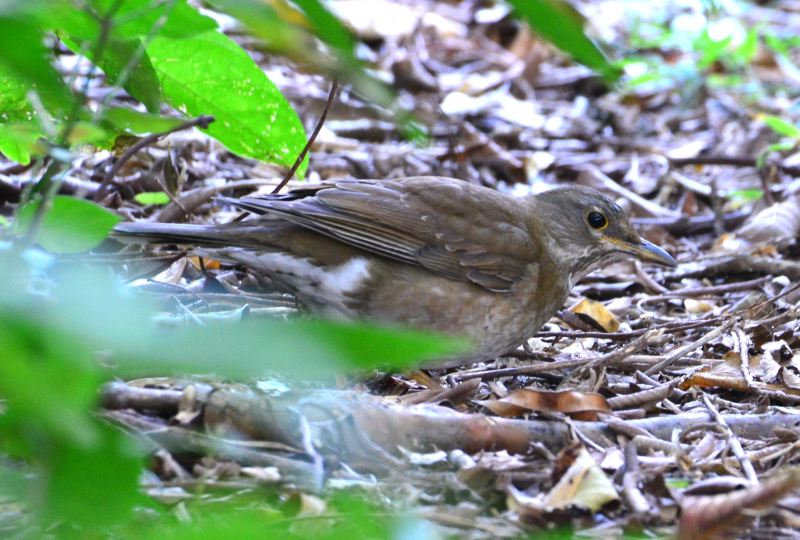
[219,177,537,292]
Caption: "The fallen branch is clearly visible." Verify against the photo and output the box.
[102,382,800,466]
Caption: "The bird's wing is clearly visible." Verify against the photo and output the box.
[222,177,537,292]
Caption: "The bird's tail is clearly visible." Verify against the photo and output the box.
[111,221,278,248]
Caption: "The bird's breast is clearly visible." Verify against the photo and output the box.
[354,260,568,359]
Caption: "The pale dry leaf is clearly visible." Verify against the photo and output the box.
[544,448,619,511]
[329,0,419,39]
[738,195,800,243]
[716,195,800,252]
[684,298,715,314]
[240,466,281,483]
[570,298,620,332]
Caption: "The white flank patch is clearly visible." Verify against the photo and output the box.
[203,248,372,317]
[247,251,370,306]
[320,256,371,296]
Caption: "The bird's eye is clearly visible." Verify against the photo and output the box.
[587,211,608,230]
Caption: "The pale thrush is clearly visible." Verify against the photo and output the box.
[113,176,676,366]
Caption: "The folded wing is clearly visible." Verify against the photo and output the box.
[222,177,537,292]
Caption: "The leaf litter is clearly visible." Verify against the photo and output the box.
[5,0,800,537]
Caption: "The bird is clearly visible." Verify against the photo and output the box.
[113,176,676,367]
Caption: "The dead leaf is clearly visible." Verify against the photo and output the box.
[570,298,620,332]
[507,447,619,521]
[684,298,715,314]
[715,195,800,252]
[737,195,800,243]
[188,256,220,270]
[152,257,188,285]
[240,466,281,483]
[678,468,800,540]
[481,388,611,421]
[329,0,419,39]
[680,370,800,396]
[545,448,619,511]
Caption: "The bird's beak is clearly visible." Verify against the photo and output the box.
[603,236,677,267]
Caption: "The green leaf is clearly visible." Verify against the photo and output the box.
[757,141,796,168]
[98,0,217,39]
[762,114,800,139]
[734,27,759,65]
[34,0,216,41]
[204,0,305,53]
[101,38,162,112]
[102,108,186,134]
[726,188,763,204]
[67,121,113,147]
[134,191,171,205]
[0,317,101,449]
[146,30,307,174]
[694,29,732,69]
[206,0,396,110]
[107,319,465,378]
[505,0,620,82]
[291,0,357,54]
[0,62,48,163]
[16,196,122,254]
[0,62,36,123]
[0,123,46,165]
[0,16,74,115]
[666,477,691,489]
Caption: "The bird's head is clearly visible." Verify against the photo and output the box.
[531,186,676,284]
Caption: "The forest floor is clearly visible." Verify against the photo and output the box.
[6,1,800,538]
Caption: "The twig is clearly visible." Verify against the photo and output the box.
[623,442,651,515]
[606,381,675,410]
[644,318,737,375]
[734,326,755,391]
[634,260,669,294]
[271,79,338,195]
[670,276,771,297]
[631,210,749,236]
[456,329,661,382]
[710,177,725,236]
[536,314,729,340]
[702,394,759,484]
[669,155,800,177]
[540,280,795,345]
[93,115,215,202]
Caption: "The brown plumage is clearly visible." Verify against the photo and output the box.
[113,176,675,367]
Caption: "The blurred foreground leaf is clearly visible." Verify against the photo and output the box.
[1,259,464,380]
[206,0,396,109]
[16,196,122,253]
[505,0,620,82]
[0,315,146,529]
[0,249,464,534]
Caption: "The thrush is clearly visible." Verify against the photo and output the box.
[113,176,676,367]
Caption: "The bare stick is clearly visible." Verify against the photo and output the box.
[702,394,759,483]
[456,330,661,382]
[670,155,800,177]
[644,318,737,375]
[93,115,215,202]
[271,79,338,195]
